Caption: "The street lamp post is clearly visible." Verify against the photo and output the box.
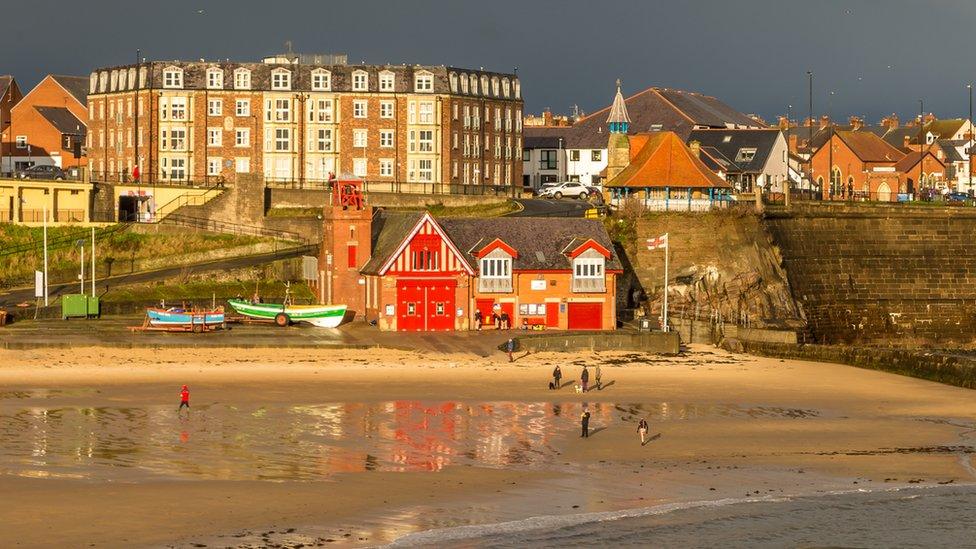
[968,83,973,192]
[918,99,924,199]
[807,71,813,196]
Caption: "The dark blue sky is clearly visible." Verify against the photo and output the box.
[3,0,975,123]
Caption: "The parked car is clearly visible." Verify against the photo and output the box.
[18,165,65,180]
[534,182,559,197]
[946,191,971,203]
[538,181,591,199]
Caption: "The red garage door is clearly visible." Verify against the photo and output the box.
[567,302,603,330]
[397,279,456,331]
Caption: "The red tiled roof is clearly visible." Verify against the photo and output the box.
[605,132,730,189]
[835,130,905,162]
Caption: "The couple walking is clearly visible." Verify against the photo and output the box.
[549,364,602,392]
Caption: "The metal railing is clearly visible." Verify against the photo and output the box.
[264,178,517,196]
[158,213,307,244]
[89,172,226,187]
[150,184,227,221]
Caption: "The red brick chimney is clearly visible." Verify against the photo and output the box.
[923,112,936,124]
[778,116,790,130]
[543,109,553,126]
[819,115,831,129]
[903,135,911,149]
[788,134,798,153]
[848,116,863,130]
[881,114,899,130]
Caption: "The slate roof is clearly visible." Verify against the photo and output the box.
[361,212,621,274]
[937,140,965,162]
[35,106,86,135]
[881,127,920,151]
[698,146,738,173]
[50,75,89,106]
[523,87,762,150]
[523,127,573,149]
[605,132,730,189]
[686,129,782,173]
[0,75,12,99]
[924,119,966,140]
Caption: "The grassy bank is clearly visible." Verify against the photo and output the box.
[0,225,262,289]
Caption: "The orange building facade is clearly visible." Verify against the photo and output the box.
[322,185,619,331]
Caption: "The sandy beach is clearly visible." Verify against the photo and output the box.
[1,344,974,548]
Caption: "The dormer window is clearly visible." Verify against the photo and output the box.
[311,69,331,91]
[514,79,521,99]
[206,68,223,89]
[481,257,510,278]
[449,72,458,93]
[89,73,97,94]
[471,74,479,95]
[574,258,604,279]
[271,68,291,90]
[352,70,369,91]
[234,68,251,90]
[735,148,757,163]
[460,74,469,94]
[502,78,510,98]
[491,77,500,97]
[414,71,433,93]
[163,67,183,89]
[572,256,605,293]
[477,242,515,293]
[379,71,395,91]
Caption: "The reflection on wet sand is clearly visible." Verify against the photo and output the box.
[0,399,819,482]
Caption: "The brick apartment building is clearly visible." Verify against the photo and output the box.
[1,75,87,174]
[85,55,524,191]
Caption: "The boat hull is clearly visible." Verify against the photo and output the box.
[227,299,347,328]
[146,308,225,327]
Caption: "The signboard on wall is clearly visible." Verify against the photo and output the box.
[530,279,546,290]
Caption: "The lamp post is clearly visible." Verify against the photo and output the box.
[918,99,924,199]
[807,71,813,196]
[968,83,973,192]
[786,104,792,200]
[828,90,835,199]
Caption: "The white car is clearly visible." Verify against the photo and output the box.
[539,181,591,199]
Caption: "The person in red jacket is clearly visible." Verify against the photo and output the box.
[179,385,190,412]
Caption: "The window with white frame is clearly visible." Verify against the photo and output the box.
[502,78,510,98]
[234,68,251,90]
[311,69,331,91]
[380,130,394,148]
[312,128,332,152]
[207,157,222,176]
[207,128,222,147]
[353,100,367,118]
[514,79,521,98]
[353,158,367,177]
[379,71,394,91]
[419,101,434,124]
[235,99,250,116]
[15,135,27,149]
[167,128,187,150]
[235,157,250,173]
[574,257,605,279]
[473,74,481,94]
[352,70,368,91]
[452,104,458,120]
[418,159,433,181]
[163,157,186,180]
[380,100,394,119]
[208,98,222,116]
[353,129,367,148]
[414,71,433,92]
[309,99,333,122]
[206,68,223,89]
[274,128,291,151]
[235,128,249,147]
[480,257,511,279]
[491,77,500,96]
[452,132,458,149]
[271,69,291,90]
[460,74,469,94]
[379,158,393,177]
[163,68,183,88]
[273,99,290,122]
[169,97,187,120]
[449,73,458,93]
[418,130,433,152]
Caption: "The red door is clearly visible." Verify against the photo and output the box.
[476,299,495,326]
[397,279,456,331]
[567,302,603,330]
[500,302,515,327]
[545,303,560,328]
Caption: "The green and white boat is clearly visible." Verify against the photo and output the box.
[228,299,347,328]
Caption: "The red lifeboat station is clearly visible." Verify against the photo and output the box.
[321,181,620,331]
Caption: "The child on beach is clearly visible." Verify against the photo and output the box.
[505,338,516,362]
[179,385,190,412]
[638,418,649,445]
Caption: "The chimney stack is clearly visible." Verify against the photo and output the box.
[819,115,831,129]
[778,116,790,130]
[881,114,899,130]
[543,109,553,126]
[923,112,936,124]
[848,116,863,130]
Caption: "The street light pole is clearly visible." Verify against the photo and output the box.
[828,90,835,199]
[807,71,813,195]
[918,99,924,199]
[968,83,972,192]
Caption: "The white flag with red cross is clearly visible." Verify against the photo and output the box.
[646,234,668,250]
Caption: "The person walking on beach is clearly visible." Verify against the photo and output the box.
[595,364,602,390]
[581,408,591,438]
[178,385,190,412]
[552,365,562,390]
[638,418,649,445]
[580,366,590,393]
[505,338,516,362]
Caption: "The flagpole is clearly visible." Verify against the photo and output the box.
[43,203,49,306]
[663,233,669,332]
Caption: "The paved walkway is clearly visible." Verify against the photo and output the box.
[0,315,518,355]
[509,198,592,217]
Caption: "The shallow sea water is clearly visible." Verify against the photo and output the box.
[390,484,976,548]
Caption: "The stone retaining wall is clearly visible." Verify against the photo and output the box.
[517,331,680,354]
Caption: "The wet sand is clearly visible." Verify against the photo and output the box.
[1,345,974,548]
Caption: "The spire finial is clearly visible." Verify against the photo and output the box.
[616,78,621,90]
[607,79,631,132]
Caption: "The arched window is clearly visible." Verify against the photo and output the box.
[830,167,842,195]
[816,176,824,192]
[460,74,469,94]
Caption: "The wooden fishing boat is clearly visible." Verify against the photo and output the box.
[145,307,225,332]
[227,299,346,328]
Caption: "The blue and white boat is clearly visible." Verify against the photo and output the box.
[146,307,225,331]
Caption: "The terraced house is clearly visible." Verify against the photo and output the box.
[85,53,523,191]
